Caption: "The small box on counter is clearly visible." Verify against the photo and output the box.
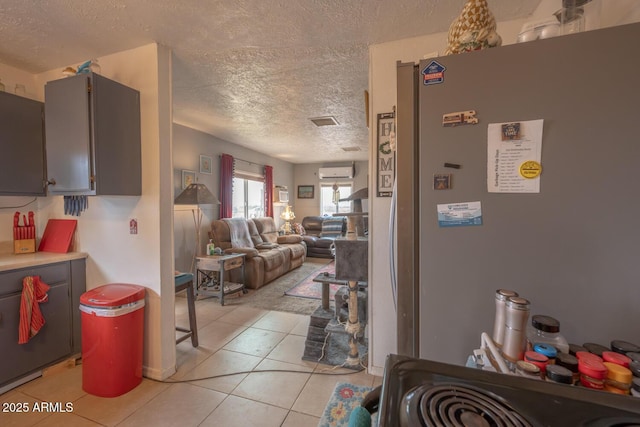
[14,239,36,254]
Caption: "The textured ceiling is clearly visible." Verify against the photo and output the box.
[0,0,539,163]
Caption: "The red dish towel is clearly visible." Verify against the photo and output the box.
[18,276,50,344]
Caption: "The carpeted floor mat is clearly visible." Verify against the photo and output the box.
[284,260,342,300]
[214,257,333,315]
[318,382,376,427]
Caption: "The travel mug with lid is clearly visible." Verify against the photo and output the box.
[502,296,530,363]
[492,289,518,347]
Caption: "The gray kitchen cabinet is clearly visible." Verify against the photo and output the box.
[0,91,46,196]
[44,73,141,196]
[0,258,86,388]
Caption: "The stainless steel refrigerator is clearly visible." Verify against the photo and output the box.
[395,22,640,365]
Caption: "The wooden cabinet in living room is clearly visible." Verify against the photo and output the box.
[44,72,141,196]
[0,91,46,196]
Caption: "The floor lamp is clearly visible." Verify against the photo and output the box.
[174,183,220,273]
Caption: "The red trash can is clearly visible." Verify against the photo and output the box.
[80,283,146,397]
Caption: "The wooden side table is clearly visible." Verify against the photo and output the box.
[196,254,246,306]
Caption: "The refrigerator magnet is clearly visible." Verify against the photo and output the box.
[501,122,522,140]
[421,60,446,86]
[519,161,542,179]
[442,110,478,127]
[433,174,452,190]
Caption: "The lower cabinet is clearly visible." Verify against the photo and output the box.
[0,258,86,387]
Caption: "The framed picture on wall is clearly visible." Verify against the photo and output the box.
[297,185,314,199]
[199,155,213,174]
[182,170,196,189]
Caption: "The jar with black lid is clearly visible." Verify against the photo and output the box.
[583,342,609,357]
[546,364,574,385]
[627,352,640,364]
[632,378,640,398]
[611,340,640,355]
[569,343,588,356]
[630,361,640,378]
[556,352,579,384]
[526,315,569,353]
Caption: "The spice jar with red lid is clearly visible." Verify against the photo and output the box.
[576,350,603,364]
[602,351,631,368]
[579,357,607,390]
[525,350,549,375]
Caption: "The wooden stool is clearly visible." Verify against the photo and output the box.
[175,273,198,347]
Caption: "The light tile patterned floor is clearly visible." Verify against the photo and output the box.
[2,295,378,427]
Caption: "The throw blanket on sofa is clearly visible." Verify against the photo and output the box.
[223,218,254,248]
[321,217,345,238]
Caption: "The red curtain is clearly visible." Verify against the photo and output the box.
[264,165,273,218]
[219,154,234,218]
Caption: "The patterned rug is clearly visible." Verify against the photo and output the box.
[318,382,375,427]
[284,261,342,300]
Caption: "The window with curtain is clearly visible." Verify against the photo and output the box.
[232,170,265,219]
[320,183,352,216]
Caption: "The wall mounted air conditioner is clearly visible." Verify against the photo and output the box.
[318,165,354,179]
[273,186,289,204]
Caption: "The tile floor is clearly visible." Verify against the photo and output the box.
[2,293,381,427]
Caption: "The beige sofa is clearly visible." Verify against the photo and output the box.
[209,217,306,289]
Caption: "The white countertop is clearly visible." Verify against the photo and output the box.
[0,251,88,272]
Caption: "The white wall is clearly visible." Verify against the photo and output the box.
[28,43,175,379]
[366,0,640,375]
[173,124,295,273]
[293,161,368,220]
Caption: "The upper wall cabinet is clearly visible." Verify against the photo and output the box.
[45,73,141,196]
[0,92,46,196]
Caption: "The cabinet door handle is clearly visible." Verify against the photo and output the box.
[47,179,57,186]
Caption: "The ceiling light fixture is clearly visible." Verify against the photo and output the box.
[310,116,339,127]
[341,147,361,152]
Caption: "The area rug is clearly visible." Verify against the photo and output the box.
[284,261,342,300]
[220,257,333,315]
[318,382,376,427]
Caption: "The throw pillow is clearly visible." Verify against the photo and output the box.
[320,217,344,238]
[292,222,305,235]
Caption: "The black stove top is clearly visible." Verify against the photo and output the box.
[378,354,640,427]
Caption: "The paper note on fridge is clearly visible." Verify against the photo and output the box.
[437,201,482,227]
[487,119,544,193]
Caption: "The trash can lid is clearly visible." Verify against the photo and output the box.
[80,283,146,307]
